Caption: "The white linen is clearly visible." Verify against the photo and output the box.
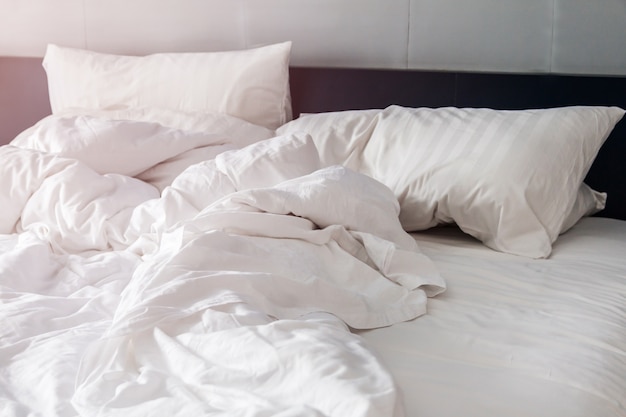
[11,108,277,192]
[43,42,293,130]
[277,105,625,258]
[0,113,445,417]
[358,217,626,417]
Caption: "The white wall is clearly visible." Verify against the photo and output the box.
[1,0,625,75]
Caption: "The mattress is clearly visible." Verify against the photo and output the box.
[358,217,626,417]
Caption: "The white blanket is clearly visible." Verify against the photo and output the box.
[0,111,445,417]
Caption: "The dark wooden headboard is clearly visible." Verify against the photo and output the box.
[1,57,625,219]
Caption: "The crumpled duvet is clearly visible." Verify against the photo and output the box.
[0,110,445,417]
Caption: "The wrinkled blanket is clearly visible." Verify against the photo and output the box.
[0,111,445,417]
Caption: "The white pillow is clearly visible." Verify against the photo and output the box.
[43,42,293,130]
[278,105,625,258]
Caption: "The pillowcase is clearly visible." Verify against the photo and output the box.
[277,105,625,258]
[561,182,607,233]
[43,42,293,130]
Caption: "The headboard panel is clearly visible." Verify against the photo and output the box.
[0,57,51,143]
[1,58,624,220]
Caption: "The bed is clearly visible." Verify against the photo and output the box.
[0,43,625,417]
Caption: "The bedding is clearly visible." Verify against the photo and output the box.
[1,44,625,417]
[359,218,626,417]
[0,110,445,417]
[273,98,625,416]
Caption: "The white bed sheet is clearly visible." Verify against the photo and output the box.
[358,217,626,417]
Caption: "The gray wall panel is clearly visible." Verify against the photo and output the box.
[0,0,625,75]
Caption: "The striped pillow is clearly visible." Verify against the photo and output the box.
[43,42,293,130]
[278,105,625,258]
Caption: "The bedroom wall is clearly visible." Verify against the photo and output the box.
[0,0,625,76]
